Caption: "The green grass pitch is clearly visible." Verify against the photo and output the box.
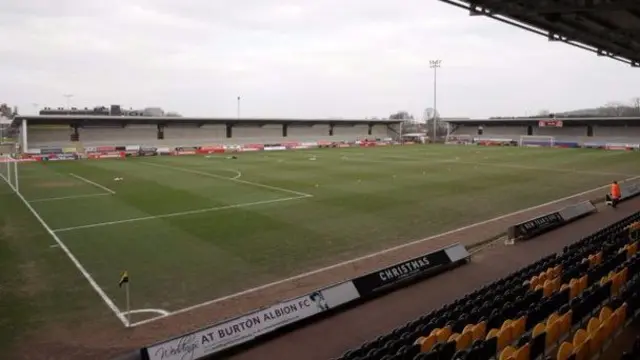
[2,145,640,344]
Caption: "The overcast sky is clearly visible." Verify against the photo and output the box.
[1,0,639,119]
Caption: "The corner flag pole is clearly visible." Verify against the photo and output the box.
[126,281,131,326]
[119,270,131,327]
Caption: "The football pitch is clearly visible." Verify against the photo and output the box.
[3,145,640,330]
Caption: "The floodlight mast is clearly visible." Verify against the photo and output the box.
[429,59,441,143]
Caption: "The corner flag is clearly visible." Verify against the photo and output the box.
[119,271,129,288]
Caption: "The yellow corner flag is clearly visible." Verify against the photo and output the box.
[119,271,129,288]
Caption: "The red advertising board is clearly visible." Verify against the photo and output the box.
[538,120,563,127]
[197,146,225,154]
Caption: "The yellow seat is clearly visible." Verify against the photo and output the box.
[436,326,452,343]
[543,280,555,297]
[532,323,546,337]
[547,312,559,326]
[628,243,637,257]
[530,275,540,290]
[545,267,555,280]
[573,329,588,347]
[513,343,530,360]
[578,275,588,292]
[455,331,472,351]
[509,316,526,340]
[499,346,516,360]
[586,318,602,353]
[462,324,475,335]
[599,306,613,322]
[472,322,486,341]
[558,312,572,336]
[556,341,574,360]
[538,272,548,284]
[497,328,512,352]
[614,303,628,328]
[611,273,622,296]
[416,334,437,353]
[553,264,563,278]
[586,317,600,334]
[545,320,560,347]
[448,333,460,342]
[620,267,629,283]
[569,279,580,299]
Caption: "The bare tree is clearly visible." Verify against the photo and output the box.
[603,102,627,117]
[537,109,551,116]
[632,97,640,115]
[0,103,11,118]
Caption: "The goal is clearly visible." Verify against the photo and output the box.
[445,134,474,145]
[0,155,19,192]
[519,135,555,148]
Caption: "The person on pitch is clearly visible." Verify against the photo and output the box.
[607,180,621,208]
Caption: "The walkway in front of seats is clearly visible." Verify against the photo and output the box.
[230,197,640,360]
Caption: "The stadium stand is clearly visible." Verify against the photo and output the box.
[21,120,395,150]
[334,212,640,360]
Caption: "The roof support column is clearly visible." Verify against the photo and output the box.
[226,123,233,138]
[70,124,79,142]
[157,124,164,140]
[21,119,28,153]
[329,123,334,136]
[282,123,288,137]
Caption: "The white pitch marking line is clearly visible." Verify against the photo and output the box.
[69,173,116,194]
[8,175,129,326]
[128,173,640,327]
[122,308,170,316]
[444,160,638,177]
[52,195,311,233]
[140,161,312,197]
[227,169,242,180]
[29,193,112,203]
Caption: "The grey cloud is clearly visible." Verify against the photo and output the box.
[1,0,639,119]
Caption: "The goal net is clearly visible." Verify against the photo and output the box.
[0,155,19,192]
[519,136,555,148]
[445,134,474,145]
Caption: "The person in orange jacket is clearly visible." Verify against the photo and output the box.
[608,180,621,208]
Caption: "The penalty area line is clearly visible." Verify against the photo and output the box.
[69,173,116,194]
[29,193,112,203]
[127,173,640,328]
[11,182,129,326]
[139,161,312,198]
[52,195,312,233]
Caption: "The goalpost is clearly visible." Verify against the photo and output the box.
[0,155,19,192]
[519,135,556,148]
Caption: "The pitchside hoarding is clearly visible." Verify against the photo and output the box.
[143,243,469,360]
[145,282,360,360]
